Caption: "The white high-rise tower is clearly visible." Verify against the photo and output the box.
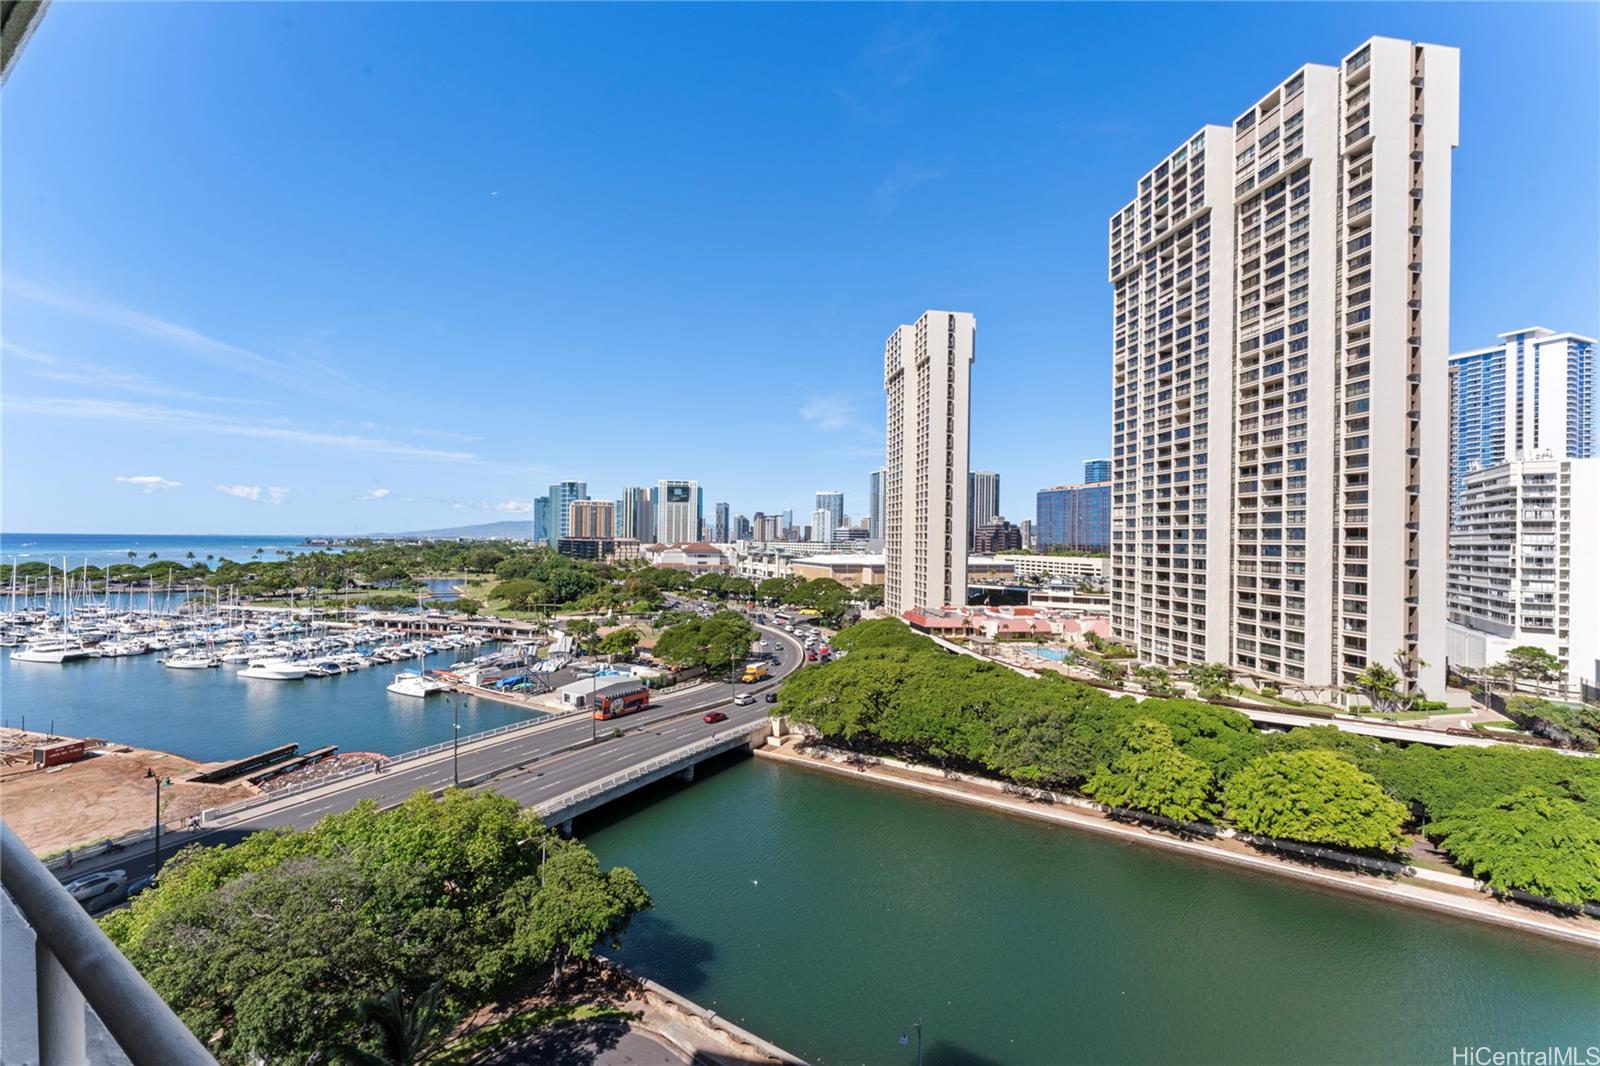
[1110,37,1457,698]
[884,310,975,615]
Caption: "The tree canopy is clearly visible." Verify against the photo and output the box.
[1223,750,1409,852]
[1427,788,1600,906]
[100,790,649,1064]
[1086,718,1219,823]
[650,610,757,671]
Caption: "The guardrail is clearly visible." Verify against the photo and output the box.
[201,707,594,822]
[2,820,216,1065]
[535,722,765,818]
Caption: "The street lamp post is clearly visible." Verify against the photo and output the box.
[452,693,461,788]
[144,769,170,868]
[590,672,600,743]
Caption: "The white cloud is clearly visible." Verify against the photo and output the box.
[2,396,477,462]
[216,484,289,505]
[493,500,533,513]
[360,488,392,501]
[3,278,323,391]
[799,395,859,433]
[115,475,181,494]
[3,341,263,406]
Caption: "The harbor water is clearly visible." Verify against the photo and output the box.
[0,646,535,761]
[582,754,1600,1066]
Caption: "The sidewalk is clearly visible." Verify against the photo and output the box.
[758,738,1600,950]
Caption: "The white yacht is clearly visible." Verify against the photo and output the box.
[386,670,448,698]
[219,644,254,664]
[162,651,221,669]
[99,639,149,657]
[238,658,309,681]
[12,637,92,664]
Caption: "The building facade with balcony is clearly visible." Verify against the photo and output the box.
[568,499,615,540]
[884,310,975,614]
[1111,36,1457,697]
[1446,457,1599,692]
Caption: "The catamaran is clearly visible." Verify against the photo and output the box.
[12,636,92,663]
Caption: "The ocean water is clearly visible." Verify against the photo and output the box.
[0,532,328,570]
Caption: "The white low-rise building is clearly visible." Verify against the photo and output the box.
[1446,457,1599,693]
[998,553,1110,584]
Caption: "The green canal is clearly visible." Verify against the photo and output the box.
[579,752,1600,1066]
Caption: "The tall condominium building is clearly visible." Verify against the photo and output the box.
[546,481,588,543]
[884,310,975,614]
[655,480,702,545]
[1036,482,1112,551]
[815,491,845,531]
[811,507,836,544]
[1447,457,1599,690]
[733,513,752,540]
[968,471,1000,547]
[1448,328,1596,518]
[869,466,887,540]
[567,499,615,540]
[617,486,653,542]
[1110,36,1457,696]
[533,497,550,544]
[1083,459,1113,484]
[714,501,730,542]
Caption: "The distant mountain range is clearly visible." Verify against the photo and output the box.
[382,520,535,540]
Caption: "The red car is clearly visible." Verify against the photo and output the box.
[806,651,818,661]
[702,711,728,724]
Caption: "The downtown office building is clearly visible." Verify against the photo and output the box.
[884,310,975,615]
[1109,36,1457,695]
[1448,327,1596,518]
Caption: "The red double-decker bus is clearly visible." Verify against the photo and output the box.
[592,685,650,720]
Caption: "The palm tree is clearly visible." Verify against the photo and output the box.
[126,550,136,561]
[324,981,451,1066]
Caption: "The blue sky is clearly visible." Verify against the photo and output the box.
[3,2,1595,536]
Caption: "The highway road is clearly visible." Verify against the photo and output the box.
[62,607,811,905]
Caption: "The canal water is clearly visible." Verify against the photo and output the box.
[0,646,535,761]
[581,754,1600,1066]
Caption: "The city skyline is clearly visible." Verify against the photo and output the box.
[2,4,1596,534]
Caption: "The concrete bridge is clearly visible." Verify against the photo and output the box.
[533,720,777,833]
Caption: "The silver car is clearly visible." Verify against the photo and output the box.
[64,869,128,905]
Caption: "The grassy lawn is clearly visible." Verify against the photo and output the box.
[437,1002,638,1064]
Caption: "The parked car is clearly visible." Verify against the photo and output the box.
[64,869,127,905]
[706,709,732,721]
[806,652,818,661]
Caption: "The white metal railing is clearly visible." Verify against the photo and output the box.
[535,724,764,818]
[201,707,591,822]
[2,820,216,1065]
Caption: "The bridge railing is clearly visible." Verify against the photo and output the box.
[2,820,215,1065]
[201,707,593,823]
[535,723,764,818]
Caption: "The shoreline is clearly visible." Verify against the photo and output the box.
[756,738,1600,951]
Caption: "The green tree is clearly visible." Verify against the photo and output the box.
[1427,788,1600,906]
[1347,662,1410,714]
[101,790,649,1064]
[1134,665,1178,698]
[1502,646,1564,692]
[1085,719,1219,823]
[1093,658,1127,684]
[504,837,651,983]
[326,980,453,1066]
[1186,662,1234,700]
[1224,750,1409,852]
[565,618,599,654]
[598,627,642,660]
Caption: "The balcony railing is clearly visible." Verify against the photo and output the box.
[1,820,215,1065]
